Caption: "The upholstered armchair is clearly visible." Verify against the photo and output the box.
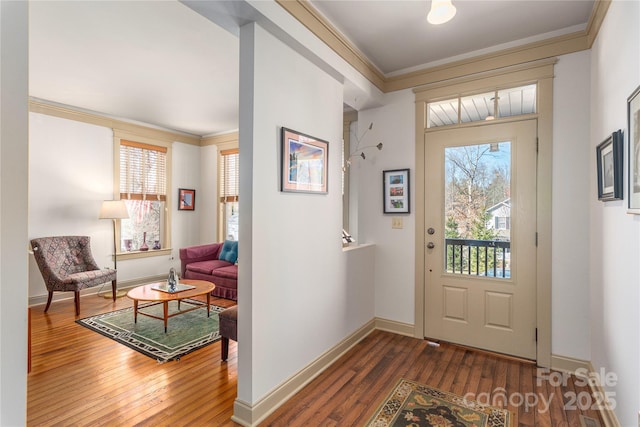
[31,236,117,315]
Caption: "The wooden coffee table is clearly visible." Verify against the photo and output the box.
[126,279,215,332]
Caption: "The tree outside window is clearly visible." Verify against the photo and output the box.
[220,149,239,241]
[119,140,167,252]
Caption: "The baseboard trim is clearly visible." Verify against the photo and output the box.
[231,318,377,426]
[586,361,620,427]
[374,317,414,337]
[551,355,620,427]
[28,274,166,307]
[550,353,591,374]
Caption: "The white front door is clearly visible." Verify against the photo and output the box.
[424,119,537,359]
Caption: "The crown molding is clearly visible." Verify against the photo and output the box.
[386,31,586,93]
[275,0,385,91]
[29,98,202,146]
[585,0,611,48]
[278,0,609,95]
[201,131,239,149]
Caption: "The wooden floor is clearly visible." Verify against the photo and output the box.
[29,295,604,426]
[28,293,239,426]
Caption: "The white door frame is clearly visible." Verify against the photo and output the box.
[413,58,555,367]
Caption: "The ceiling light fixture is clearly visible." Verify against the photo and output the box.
[485,96,499,120]
[427,0,457,25]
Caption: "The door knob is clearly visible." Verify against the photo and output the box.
[427,242,435,249]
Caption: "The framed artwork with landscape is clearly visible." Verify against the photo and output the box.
[281,127,328,194]
[596,130,623,202]
[628,85,640,212]
[383,169,410,213]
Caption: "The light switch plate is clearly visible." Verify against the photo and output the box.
[392,217,403,229]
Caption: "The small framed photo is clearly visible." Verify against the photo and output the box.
[281,127,328,194]
[178,188,196,210]
[383,169,410,213]
[628,85,640,212]
[596,130,623,202]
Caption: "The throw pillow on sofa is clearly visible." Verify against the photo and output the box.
[219,240,238,264]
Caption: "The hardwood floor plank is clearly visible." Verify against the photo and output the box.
[518,362,536,426]
[28,296,605,427]
[450,349,476,396]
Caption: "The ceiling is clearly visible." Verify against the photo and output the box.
[310,0,595,76]
[29,0,596,137]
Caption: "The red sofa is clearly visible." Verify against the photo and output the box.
[179,243,237,300]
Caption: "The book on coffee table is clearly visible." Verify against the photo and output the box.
[151,282,196,293]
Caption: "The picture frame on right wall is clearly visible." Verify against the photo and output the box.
[628,85,640,213]
[596,130,623,201]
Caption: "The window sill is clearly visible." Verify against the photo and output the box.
[342,242,375,252]
[114,248,172,261]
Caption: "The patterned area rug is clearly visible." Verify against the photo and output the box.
[367,378,511,427]
[76,300,224,363]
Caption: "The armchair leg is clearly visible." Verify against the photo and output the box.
[44,292,53,313]
[221,337,229,361]
[111,280,117,302]
[74,291,80,316]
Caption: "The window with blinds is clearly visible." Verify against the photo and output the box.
[219,149,239,203]
[219,149,239,241]
[118,140,168,252]
[120,140,167,200]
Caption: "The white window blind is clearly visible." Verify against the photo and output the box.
[220,149,239,202]
[120,140,167,201]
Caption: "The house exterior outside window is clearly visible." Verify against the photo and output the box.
[486,198,511,240]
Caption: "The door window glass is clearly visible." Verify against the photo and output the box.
[444,141,511,278]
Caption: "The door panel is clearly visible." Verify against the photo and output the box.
[424,120,537,359]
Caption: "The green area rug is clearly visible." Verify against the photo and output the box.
[367,378,510,427]
[76,300,224,363]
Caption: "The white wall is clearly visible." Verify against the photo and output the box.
[28,113,208,299]
[172,141,204,246]
[28,113,115,296]
[0,1,29,424]
[237,21,375,409]
[356,90,416,325]
[552,50,591,360]
[589,1,640,424]
[199,144,219,244]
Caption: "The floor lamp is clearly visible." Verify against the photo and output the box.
[99,200,129,299]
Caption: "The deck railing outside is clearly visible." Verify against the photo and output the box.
[445,238,510,278]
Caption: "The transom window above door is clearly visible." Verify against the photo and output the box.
[427,84,537,128]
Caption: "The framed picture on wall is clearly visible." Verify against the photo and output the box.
[280,127,328,194]
[596,130,623,202]
[383,169,410,213]
[178,188,196,210]
[628,85,640,212]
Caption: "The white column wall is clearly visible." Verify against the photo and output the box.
[237,21,375,407]
[0,1,29,424]
[551,50,591,360]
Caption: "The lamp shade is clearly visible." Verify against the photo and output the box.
[427,0,456,25]
[99,200,129,220]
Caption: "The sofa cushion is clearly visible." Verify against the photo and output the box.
[218,240,238,264]
[212,265,238,280]
[186,260,232,275]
